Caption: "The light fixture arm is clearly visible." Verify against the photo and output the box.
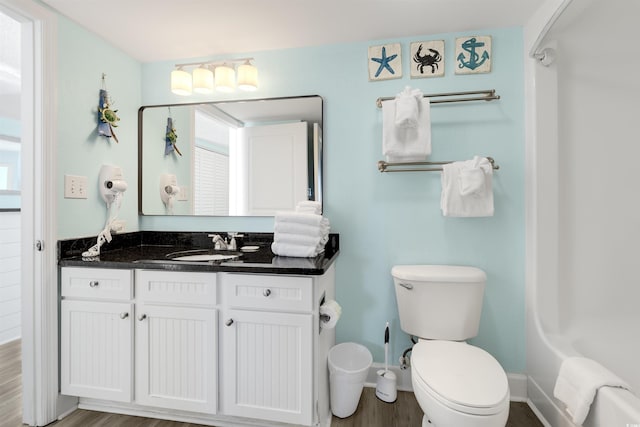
[174,57,254,69]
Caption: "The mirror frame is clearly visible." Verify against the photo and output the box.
[138,95,323,217]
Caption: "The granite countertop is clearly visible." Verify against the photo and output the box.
[58,231,339,276]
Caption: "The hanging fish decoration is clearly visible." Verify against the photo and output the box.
[98,88,120,143]
[165,116,182,156]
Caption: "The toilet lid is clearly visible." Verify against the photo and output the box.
[412,340,509,414]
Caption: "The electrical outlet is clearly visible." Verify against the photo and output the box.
[178,186,188,201]
[64,175,88,199]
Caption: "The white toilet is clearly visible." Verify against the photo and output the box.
[392,265,509,427]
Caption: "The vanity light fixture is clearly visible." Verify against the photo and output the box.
[170,66,192,96]
[170,57,258,96]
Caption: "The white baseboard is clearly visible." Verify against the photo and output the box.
[364,364,529,402]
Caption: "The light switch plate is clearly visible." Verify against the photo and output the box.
[64,175,88,199]
[178,186,188,201]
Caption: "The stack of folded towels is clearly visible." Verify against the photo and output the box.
[272,201,330,257]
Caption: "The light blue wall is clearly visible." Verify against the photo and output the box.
[55,20,525,372]
[57,15,141,239]
[138,28,526,372]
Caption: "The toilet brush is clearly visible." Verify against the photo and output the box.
[375,322,397,403]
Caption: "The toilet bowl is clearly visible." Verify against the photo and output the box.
[411,340,509,427]
[392,265,510,427]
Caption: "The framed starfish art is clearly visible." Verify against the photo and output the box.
[368,43,402,81]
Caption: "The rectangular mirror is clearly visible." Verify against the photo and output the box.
[138,95,323,216]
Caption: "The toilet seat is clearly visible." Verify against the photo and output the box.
[412,340,509,416]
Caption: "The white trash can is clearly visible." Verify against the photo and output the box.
[328,342,373,418]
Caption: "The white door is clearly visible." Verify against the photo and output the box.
[235,122,308,215]
[60,300,133,402]
[222,309,313,425]
[135,304,217,414]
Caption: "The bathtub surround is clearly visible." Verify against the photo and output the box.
[525,0,640,425]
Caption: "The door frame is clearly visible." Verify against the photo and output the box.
[0,0,66,425]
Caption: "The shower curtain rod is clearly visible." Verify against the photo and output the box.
[375,89,500,108]
[378,157,499,173]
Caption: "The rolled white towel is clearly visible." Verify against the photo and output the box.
[395,86,423,128]
[274,221,330,238]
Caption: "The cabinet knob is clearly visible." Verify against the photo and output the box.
[138,314,147,321]
[263,288,272,297]
[119,312,129,319]
[225,319,234,326]
[89,281,100,288]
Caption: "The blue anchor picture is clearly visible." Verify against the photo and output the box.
[457,37,490,70]
[371,46,399,78]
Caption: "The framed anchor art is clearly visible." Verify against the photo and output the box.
[455,36,492,74]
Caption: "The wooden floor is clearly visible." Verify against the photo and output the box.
[2,340,543,427]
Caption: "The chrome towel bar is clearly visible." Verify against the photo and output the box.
[378,157,499,173]
[376,89,500,108]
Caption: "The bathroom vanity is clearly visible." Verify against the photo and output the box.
[57,232,339,427]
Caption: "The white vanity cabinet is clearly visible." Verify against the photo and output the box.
[220,272,328,426]
[134,270,218,414]
[60,267,134,402]
[59,263,336,427]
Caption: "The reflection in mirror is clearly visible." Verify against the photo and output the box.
[138,96,323,216]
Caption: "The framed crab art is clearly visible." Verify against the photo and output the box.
[410,40,445,78]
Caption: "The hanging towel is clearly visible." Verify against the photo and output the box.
[553,357,632,425]
[441,156,494,217]
[395,86,423,128]
[382,97,431,162]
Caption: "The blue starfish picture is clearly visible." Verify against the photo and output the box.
[371,46,398,77]
[368,43,402,81]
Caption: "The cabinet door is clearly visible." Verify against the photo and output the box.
[60,300,133,402]
[222,309,313,425]
[135,304,217,414]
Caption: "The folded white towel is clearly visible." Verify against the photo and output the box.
[553,357,631,425]
[275,221,330,238]
[296,201,322,215]
[274,231,328,248]
[275,211,326,227]
[395,86,423,128]
[441,156,494,217]
[382,98,431,162]
[271,242,325,258]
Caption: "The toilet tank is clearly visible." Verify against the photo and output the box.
[392,265,486,341]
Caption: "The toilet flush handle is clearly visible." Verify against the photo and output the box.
[399,282,413,290]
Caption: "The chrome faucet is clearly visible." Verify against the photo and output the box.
[208,234,228,250]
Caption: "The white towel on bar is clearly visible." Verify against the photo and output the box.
[441,156,494,217]
[395,86,423,128]
[382,97,431,162]
[553,357,632,425]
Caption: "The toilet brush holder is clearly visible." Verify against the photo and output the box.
[375,369,397,403]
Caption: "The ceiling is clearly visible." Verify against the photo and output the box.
[41,0,545,63]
